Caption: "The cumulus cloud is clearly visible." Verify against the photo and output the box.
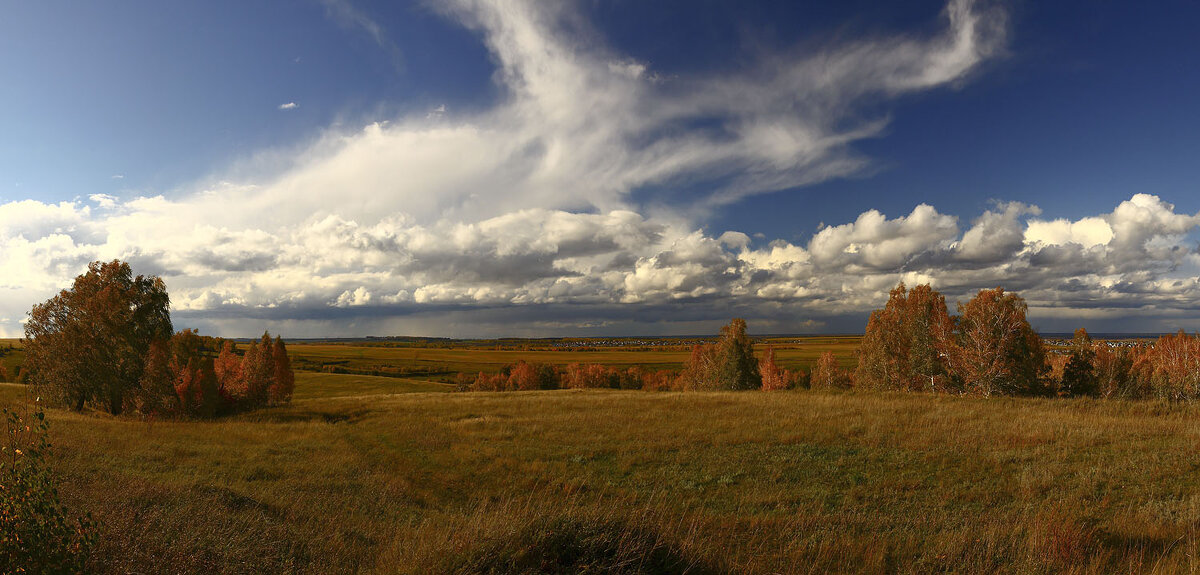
[14,1,1197,336]
[278,102,299,110]
[3,191,1199,337]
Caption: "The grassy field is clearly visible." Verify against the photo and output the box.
[0,338,23,380]
[285,336,861,380]
[6,371,1200,573]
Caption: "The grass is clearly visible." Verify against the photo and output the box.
[291,372,454,400]
[6,373,1200,573]
[0,338,23,381]
[285,336,861,380]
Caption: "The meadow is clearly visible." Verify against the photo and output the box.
[283,335,861,382]
[5,336,1200,574]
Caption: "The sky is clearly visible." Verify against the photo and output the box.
[2,0,1200,338]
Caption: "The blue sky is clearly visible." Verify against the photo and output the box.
[2,0,1200,337]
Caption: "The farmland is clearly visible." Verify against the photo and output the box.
[283,335,861,382]
[4,335,1200,573]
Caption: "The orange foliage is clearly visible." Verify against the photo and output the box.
[759,346,793,391]
[811,351,851,389]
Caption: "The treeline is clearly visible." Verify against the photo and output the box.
[456,319,822,392]
[460,282,1200,401]
[456,362,678,392]
[139,331,294,417]
[857,282,1200,400]
[22,260,294,417]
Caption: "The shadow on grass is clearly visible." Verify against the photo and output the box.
[384,496,724,574]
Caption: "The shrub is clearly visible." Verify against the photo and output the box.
[1,399,95,572]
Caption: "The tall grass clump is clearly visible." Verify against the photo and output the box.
[384,495,722,574]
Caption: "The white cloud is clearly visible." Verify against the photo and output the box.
[278,102,299,110]
[3,191,1198,337]
[809,204,959,270]
[28,2,1200,337]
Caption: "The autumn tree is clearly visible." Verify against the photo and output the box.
[1059,328,1098,397]
[678,344,719,391]
[811,351,851,389]
[1094,344,1135,398]
[269,336,295,405]
[214,340,242,403]
[238,335,274,408]
[136,340,178,415]
[942,288,1046,396]
[24,260,173,414]
[679,319,761,391]
[856,283,953,392]
[759,346,792,391]
[174,357,219,418]
[1144,331,1200,401]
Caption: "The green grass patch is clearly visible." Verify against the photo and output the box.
[291,372,453,400]
[4,378,1200,573]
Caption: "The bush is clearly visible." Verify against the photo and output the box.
[1,399,95,572]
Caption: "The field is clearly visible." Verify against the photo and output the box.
[283,336,861,382]
[6,337,1200,573]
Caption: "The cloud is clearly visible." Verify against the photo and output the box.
[2,191,1199,337]
[27,1,1200,337]
[189,0,1007,229]
[278,102,299,110]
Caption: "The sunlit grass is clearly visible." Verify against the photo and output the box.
[285,335,861,380]
[5,376,1200,573]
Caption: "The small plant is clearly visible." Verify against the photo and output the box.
[1,397,95,573]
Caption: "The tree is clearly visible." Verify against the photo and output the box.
[1094,344,1134,398]
[714,319,761,390]
[678,344,719,391]
[759,346,792,391]
[856,283,953,392]
[811,351,851,389]
[214,340,242,403]
[1144,331,1200,401]
[1060,328,1098,397]
[174,357,219,418]
[507,361,559,391]
[24,260,173,414]
[942,288,1046,396]
[136,340,178,415]
[239,337,273,408]
[678,319,761,391]
[269,336,295,405]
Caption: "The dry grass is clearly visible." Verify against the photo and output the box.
[5,374,1200,573]
[285,336,860,381]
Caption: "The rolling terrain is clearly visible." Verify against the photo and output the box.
[4,352,1200,573]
